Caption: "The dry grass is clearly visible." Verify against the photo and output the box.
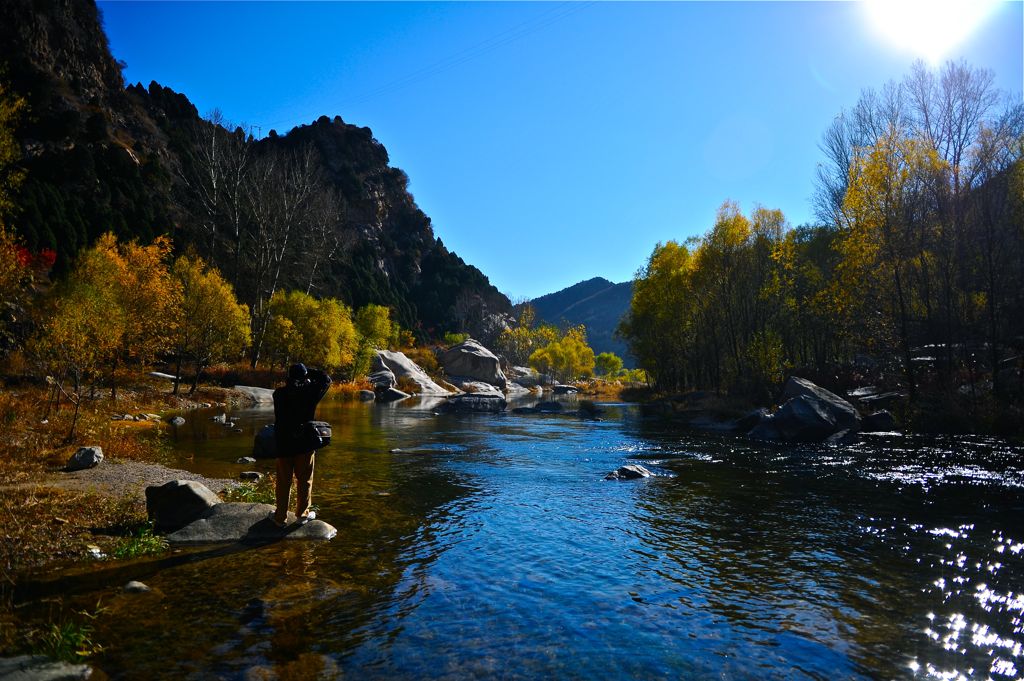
[577,379,627,400]
[330,378,373,399]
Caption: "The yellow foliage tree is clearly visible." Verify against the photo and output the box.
[351,304,394,379]
[264,289,357,372]
[170,254,251,394]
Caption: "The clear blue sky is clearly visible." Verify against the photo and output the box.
[98,1,1023,300]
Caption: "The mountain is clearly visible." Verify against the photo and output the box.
[530,277,634,366]
[0,0,509,338]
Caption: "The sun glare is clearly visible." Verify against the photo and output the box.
[865,0,1000,63]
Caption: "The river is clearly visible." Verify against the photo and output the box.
[20,395,1024,679]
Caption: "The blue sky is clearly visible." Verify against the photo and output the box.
[99,1,1023,300]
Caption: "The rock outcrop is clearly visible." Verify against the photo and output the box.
[780,376,861,431]
[439,339,507,389]
[373,350,451,395]
[0,655,94,681]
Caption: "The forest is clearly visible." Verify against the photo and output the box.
[619,60,1024,430]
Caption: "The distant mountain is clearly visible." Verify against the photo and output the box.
[530,277,634,367]
[0,0,509,338]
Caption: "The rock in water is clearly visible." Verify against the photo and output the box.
[552,385,579,395]
[65,446,103,471]
[605,464,653,480]
[357,390,376,401]
[863,409,897,432]
[145,480,221,532]
[438,394,507,413]
[780,376,860,431]
[169,416,186,426]
[0,655,93,680]
[368,366,397,391]
[376,387,410,403]
[749,395,837,443]
[236,456,256,464]
[239,471,263,482]
[124,581,151,593]
[439,339,507,389]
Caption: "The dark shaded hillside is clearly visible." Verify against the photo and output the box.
[531,277,634,366]
[0,0,509,336]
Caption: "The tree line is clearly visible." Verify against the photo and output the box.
[619,60,1024,419]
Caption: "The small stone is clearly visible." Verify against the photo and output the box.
[85,544,105,559]
[239,471,263,482]
[236,457,256,464]
[604,464,653,481]
[66,446,103,471]
[169,416,186,426]
[124,581,151,593]
[211,413,228,424]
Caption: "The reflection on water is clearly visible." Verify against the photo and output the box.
[15,396,1024,679]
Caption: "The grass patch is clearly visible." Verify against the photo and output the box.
[26,602,107,663]
[222,476,276,504]
[108,523,168,560]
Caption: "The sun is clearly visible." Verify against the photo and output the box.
[864,0,1000,63]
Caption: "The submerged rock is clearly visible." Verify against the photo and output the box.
[536,401,563,413]
[164,502,337,543]
[124,580,151,593]
[604,464,653,481]
[146,480,221,532]
[239,471,263,482]
[169,416,186,427]
[357,389,376,401]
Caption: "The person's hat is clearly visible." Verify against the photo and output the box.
[288,363,308,382]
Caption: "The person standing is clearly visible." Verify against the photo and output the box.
[272,363,332,526]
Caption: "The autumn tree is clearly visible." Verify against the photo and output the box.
[170,254,251,394]
[594,352,623,379]
[351,304,394,379]
[263,289,357,372]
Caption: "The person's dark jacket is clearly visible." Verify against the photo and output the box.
[273,369,332,457]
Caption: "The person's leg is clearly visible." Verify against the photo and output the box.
[294,451,315,518]
[274,456,295,524]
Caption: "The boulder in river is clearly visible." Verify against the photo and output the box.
[749,394,837,443]
[552,384,579,395]
[357,389,376,401]
[239,471,263,482]
[169,416,186,427]
[439,339,507,389]
[449,379,503,396]
[863,409,898,432]
[164,502,337,543]
[373,350,452,395]
[65,446,103,471]
[146,480,221,532]
[781,376,861,431]
[604,464,653,481]
[368,366,396,391]
[438,394,507,414]
[124,580,151,593]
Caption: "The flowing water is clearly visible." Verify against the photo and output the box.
[16,396,1024,680]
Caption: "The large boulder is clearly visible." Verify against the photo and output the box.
[439,339,507,389]
[368,365,397,391]
[438,394,507,414]
[448,379,503,397]
[373,350,452,395]
[65,446,103,471]
[509,366,542,388]
[145,480,221,532]
[781,377,861,431]
[749,394,843,442]
[164,502,337,543]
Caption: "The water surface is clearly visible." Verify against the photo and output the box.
[21,397,1024,679]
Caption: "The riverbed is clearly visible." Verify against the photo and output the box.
[16,395,1024,679]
